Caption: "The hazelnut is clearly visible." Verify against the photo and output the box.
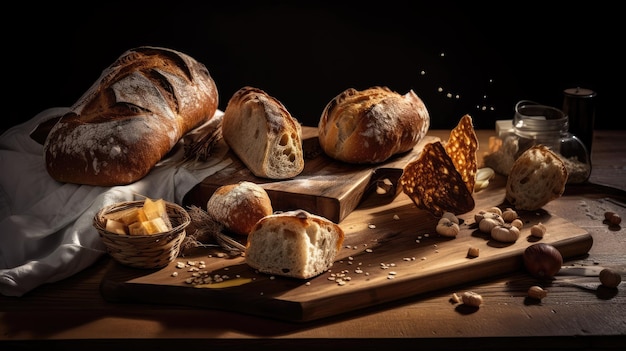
[604,212,622,226]
[599,268,622,288]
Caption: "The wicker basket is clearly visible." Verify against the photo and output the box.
[93,200,191,269]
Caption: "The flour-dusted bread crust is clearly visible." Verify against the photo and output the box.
[317,86,430,164]
[221,86,304,179]
[505,145,568,211]
[245,209,345,279]
[43,46,219,186]
[206,181,273,236]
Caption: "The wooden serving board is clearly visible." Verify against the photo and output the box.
[101,175,592,322]
[184,127,438,223]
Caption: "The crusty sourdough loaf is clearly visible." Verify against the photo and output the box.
[221,86,304,179]
[317,86,430,164]
[245,209,345,279]
[505,145,568,211]
[206,181,273,236]
[43,46,219,186]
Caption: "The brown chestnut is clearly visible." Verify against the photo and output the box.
[523,243,563,279]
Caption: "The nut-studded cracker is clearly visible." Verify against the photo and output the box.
[444,114,479,193]
[399,141,475,216]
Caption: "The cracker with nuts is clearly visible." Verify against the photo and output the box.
[399,115,478,216]
[444,114,479,193]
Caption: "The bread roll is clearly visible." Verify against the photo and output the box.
[43,46,219,186]
[245,209,345,279]
[206,181,273,236]
[318,86,430,164]
[505,145,568,211]
[221,86,304,179]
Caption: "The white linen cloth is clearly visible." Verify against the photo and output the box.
[0,108,231,297]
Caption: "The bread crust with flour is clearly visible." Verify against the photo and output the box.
[206,181,273,236]
[245,209,345,279]
[43,46,219,186]
[221,86,304,179]
[318,86,430,164]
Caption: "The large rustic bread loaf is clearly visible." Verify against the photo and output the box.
[505,145,568,211]
[317,86,430,164]
[43,46,219,186]
[221,86,304,179]
[245,209,345,279]
[206,181,273,236]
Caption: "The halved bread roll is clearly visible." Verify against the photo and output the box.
[245,210,345,279]
[505,145,568,211]
[221,86,304,179]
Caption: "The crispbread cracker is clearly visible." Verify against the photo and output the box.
[399,141,475,216]
[445,114,479,193]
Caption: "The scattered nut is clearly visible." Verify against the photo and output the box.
[511,218,524,230]
[450,292,462,304]
[462,291,483,307]
[441,211,459,224]
[502,208,518,222]
[527,285,548,299]
[487,207,503,216]
[479,216,504,234]
[490,223,520,243]
[467,246,480,258]
[599,268,622,288]
[530,223,547,238]
[436,217,460,237]
[604,211,622,226]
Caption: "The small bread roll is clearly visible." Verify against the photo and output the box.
[222,86,304,179]
[505,145,568,211]
[318,86,430,164]
[245,210,345,279]
[206,181,273,236]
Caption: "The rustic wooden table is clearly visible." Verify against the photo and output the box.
[2,129,625,350]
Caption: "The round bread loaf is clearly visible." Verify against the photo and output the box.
[43,46,219,186]
[317,86,430,164]
[505,145,568,211]
[245,209,345,279]
[206,181,273,236]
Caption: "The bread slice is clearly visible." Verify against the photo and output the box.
[505,145,568,210]
[245,210,345,279]
[206,181,273,236]
[221,86,304,179]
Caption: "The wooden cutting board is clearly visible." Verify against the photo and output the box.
[184,127,438,223]
[101,174,592,322]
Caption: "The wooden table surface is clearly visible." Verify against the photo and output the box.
[2,129,625,350]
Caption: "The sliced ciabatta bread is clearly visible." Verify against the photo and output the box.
[206,181,273,236]
[245,210,345,279]
[505,145,568,211]
[221,86,304,179]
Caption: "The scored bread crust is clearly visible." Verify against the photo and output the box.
[317,86,430,164]
[206,181,273,236]
[221,86,304,179]
[245,209,345,279]
[505,145,568,211]
[43,46,219,186]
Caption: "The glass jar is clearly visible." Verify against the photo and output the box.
[511,100,591,184]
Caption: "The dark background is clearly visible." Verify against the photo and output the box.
[4,1,616,132]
